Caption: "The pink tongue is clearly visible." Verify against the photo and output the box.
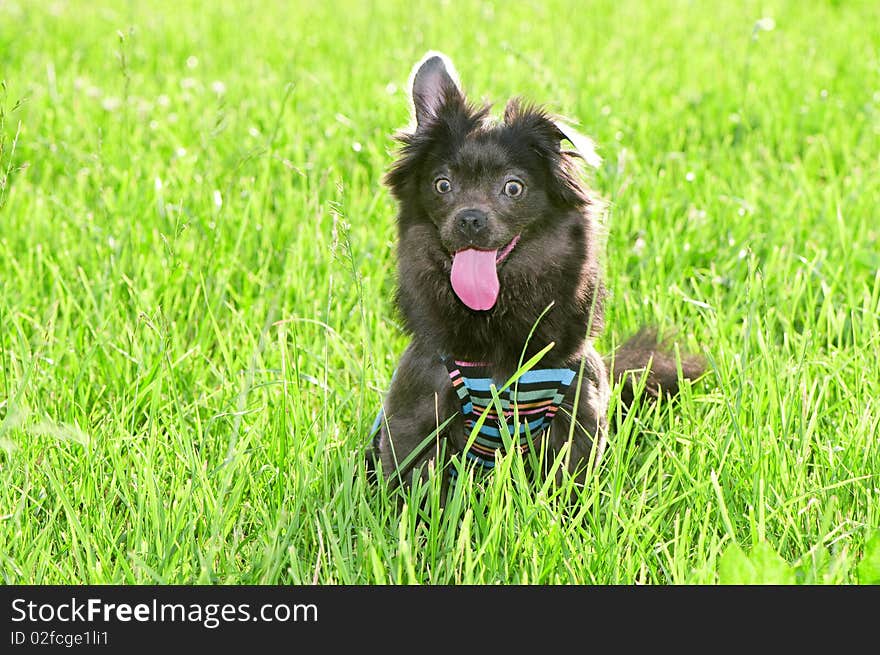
[450,248,500,311]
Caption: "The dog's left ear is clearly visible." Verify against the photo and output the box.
[409,51,464,129]
[504,99,601,168]
[553,120,602,169]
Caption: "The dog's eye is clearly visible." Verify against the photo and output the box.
[434,177,452,194]
[503,180,524,198]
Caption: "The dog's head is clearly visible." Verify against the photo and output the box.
[385,52,600,312]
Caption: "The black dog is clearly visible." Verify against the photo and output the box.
[371,52,702,489]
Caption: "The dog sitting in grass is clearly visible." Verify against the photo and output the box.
[370,52,702,491]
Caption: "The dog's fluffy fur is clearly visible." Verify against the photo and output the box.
[372,52,702,487]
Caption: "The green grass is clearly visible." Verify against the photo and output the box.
[1,0,879,584]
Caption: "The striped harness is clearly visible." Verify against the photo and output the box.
[372,356,577,476]
[443,357,576,470]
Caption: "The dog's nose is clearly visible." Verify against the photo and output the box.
[455,209,488,239]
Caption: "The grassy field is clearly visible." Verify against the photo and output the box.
[1,0,879,584]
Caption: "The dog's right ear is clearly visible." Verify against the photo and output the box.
[409,51,463,129]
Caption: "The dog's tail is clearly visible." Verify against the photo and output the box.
[608,328,705,408]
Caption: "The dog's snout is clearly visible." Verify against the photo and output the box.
[455,209,488,239]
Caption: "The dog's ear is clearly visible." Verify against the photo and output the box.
[505,99,601,169]
[547,120,599,206]
[553,120,602,169]
[409,51,463,129]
